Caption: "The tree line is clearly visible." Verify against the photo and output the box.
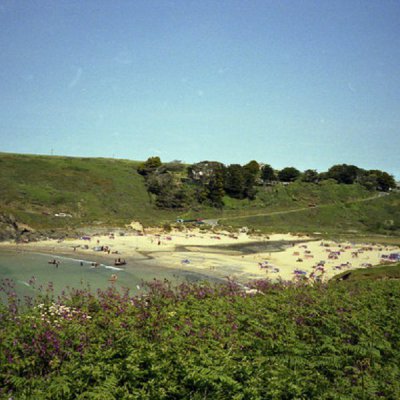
[137,157,396,209]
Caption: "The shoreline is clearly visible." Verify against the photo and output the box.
[1,229,399,284]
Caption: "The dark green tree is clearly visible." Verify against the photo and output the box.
[277,167,301,182]
[366,170,396,192]
[357,172,378,191]
[327,164,360,184]
[207,172,225,208]
[137,156,162,176]
[146,173,173,195]
[155,187,188,209]
[243,160,260,177]
[301,169,319,183]
[243,169,257,200]
[224,164,245,199]
[261,164,276,184]
[188,161,226,185]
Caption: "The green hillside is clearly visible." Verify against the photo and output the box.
[0,152,399,237]
[0,153,176,230]
[219,189,400,235]
[185,182,400,236]
[333,262,400,281]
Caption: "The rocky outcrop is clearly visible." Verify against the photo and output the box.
[0,213,59,242]
[0,213,19,241]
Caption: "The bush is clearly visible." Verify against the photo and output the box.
[1,278,400,398]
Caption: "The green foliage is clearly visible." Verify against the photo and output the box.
[277,167,301,182]
[360,170,396,192]
[333,262,400,281]
[327,164,360,185]
[301,169,319,183]
[155,187,188,209]
[1,278,400,399]
[243,160,260,177]
[260,164,276,183]
[224,164,246,199]
[207,172,225,208]
[137,157,162,176]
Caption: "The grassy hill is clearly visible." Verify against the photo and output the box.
[0,152,399,237]
[332,262,400,281]
[184,182,400,236]
[218,190,400,235]
[0,153,177,230]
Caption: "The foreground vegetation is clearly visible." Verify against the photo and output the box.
[1,270,400,399]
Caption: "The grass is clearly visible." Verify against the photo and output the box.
[332,262,400,282]
[0,153,178,229]
[219,190,400,236]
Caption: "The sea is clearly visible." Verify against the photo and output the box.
[0,249,219,301]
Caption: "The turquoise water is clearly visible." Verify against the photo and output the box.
[0,250,217,299]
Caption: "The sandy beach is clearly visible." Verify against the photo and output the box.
[1,228,399,284]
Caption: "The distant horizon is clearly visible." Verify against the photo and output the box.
[1,2,399,180]
[1,150,398,180]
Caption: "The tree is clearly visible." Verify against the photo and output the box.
[277,167,300,182]
[375,171,396,191]
[243,160,260,177]
[157,161,185,174]
[137,156,162,176]
[327,164,359,184]
[146,173,173,195]
[301,169,319,183]
[207,172,225,208]
[155,187,188,209]
[357,172,379,191]
[188,161,226,185]
[361,170,396,192]
[261,164,276,184]
[224,164,245,199]
[243,169,257,200]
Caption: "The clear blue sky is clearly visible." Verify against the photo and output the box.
[1,1,399,178]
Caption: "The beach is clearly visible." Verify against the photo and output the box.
[1,228,399,284]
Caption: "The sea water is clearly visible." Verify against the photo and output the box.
[0,250,217,300]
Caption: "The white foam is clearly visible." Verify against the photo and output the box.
[104,265,123,271]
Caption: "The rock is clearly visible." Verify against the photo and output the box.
[126,220,144,232]
[16,223,35,233]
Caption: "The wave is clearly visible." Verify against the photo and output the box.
[36,253,122,272]
[104,265,123,271]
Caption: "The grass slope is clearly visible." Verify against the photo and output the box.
[333,262,400,281]
[219,186,400,235]
[0,153,176,228]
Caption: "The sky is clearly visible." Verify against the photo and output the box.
[0,0,399,178]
